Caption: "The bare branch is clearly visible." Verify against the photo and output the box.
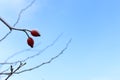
[0,0,36,43]
[15,39,72,74]
[0,17,12,42]
[13,0,36,27]
[20,33,63,62]
[0,31,12,42]
[0,17,31,42]
[0,39,71,75]
[0,34,63,76]
[0,17,12,30]
[0,33,63,65]
[4,62,26,80]
[0,1,72,80]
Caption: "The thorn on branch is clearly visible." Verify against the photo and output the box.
[10,65,13,73]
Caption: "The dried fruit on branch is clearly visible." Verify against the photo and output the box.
[27,37,34,48]
[31,30,40,37]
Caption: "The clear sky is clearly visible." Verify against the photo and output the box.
[0,0,120,80]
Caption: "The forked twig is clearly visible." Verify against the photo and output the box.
[0,0,36,42]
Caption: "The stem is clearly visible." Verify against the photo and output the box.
[0,17,31,38]
[11,27,30,37]
[0,17,12,30]
[25,31,30,37]
[12,27,30,32]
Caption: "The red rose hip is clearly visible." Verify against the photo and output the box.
[27,37,34,48]
[31,30,40,37]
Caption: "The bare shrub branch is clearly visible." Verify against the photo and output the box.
[0,17,12,42]
[13,0,36,27]
[0,33,63,66]
[16,39,72,74]
[0,39,72,75]
[5,62,26,80]
[0,1,71,80]
[0,0,36,42]
[0,31,12,42]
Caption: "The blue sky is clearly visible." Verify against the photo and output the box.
[0,0,120,80]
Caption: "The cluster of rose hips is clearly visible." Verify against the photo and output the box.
[0,17,41,48]
[27,30,40,48]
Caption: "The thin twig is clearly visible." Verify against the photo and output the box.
[5,62,26,80]
[0,17,12,30]
[0,31,12,42]
[0,34,63,76]
[15,39,72,74]
[0,39,71,75]
[0,33,63,65]
[20,33,63,62]
[0,0,36,42]
[0,17,30,42]
[13,0,36,27]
